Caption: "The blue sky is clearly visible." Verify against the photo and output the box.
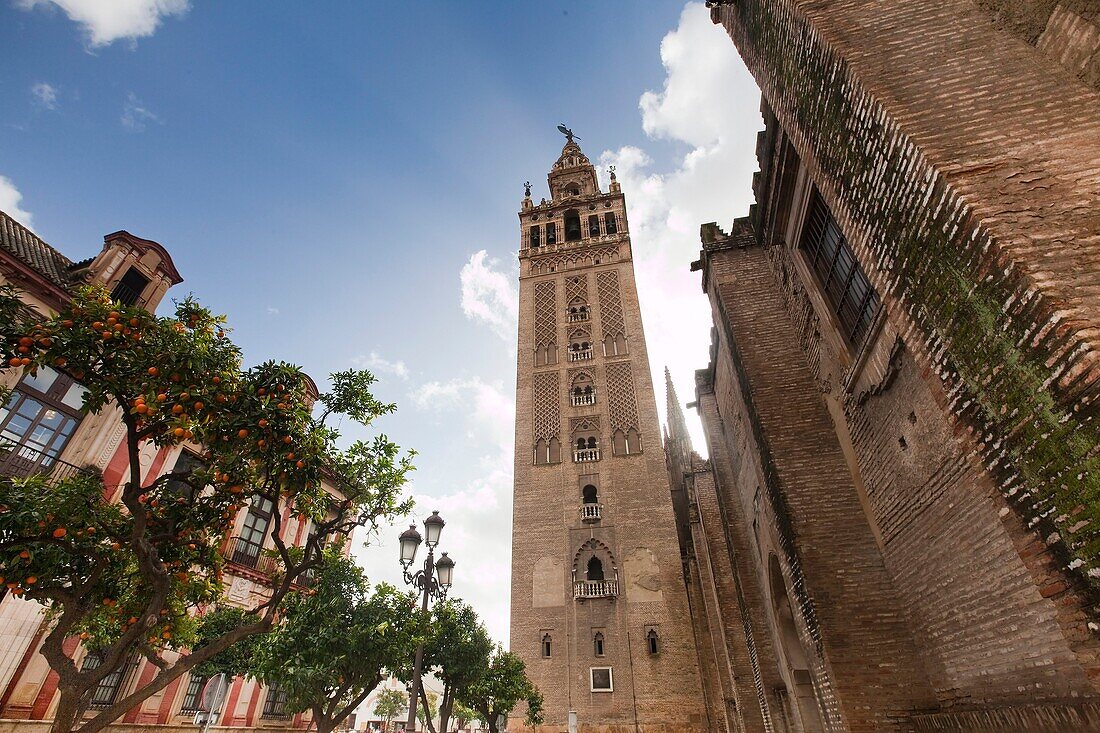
[1,1,763,643]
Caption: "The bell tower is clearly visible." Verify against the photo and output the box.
[509,129,707,733]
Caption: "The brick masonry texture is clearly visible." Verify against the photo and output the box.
[665,0,1100,730]
[709,0,1100,604]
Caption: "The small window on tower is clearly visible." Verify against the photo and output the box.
[604,213,618,235]
[530,225,541,248]
[646,628,659,655]
[588,215,600,238]
[542,634,552,658]
[593,632,605,657]
[546,222,557,245]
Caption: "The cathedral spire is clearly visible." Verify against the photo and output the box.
[664,367,692,454]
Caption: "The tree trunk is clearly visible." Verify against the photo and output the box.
[49,688,85,733]
[437,685,453,733]
[418,687,437,733]
[314,715,336,733]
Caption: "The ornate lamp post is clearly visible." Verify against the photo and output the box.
[399,511,455,732]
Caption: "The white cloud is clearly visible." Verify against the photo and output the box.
[411,377,514,451]
[31,82,58,110]
[17,0,189,47]
[459,250,518,340]
[0,176,35,232]
[265,306,280,316]
[599,2,763,452]
[121,92,161,131]
[356,376,516,643]
[354,351,410,381]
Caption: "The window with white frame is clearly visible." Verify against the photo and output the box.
[590,667,613,692]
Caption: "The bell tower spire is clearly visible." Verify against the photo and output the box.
[509,130,708,733]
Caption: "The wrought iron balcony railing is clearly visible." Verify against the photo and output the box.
[0,443,93,487]
[574,579,618,600]
[224,537,278,575]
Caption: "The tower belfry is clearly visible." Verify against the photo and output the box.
[510,131,707,733]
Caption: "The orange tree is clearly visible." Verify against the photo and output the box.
[0,285,414,733]
[248,550,421,733]
[457,647,542,733]
[408,599,492,733]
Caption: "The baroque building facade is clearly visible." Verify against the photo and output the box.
[663,3,1100,732]
[0,210,336,731]
[509,137,708,733]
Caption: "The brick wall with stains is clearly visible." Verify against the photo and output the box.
[675,0,1100,729]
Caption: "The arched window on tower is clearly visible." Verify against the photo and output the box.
[564,210,582,242]
[593,632,605,657]
[646,628,659,655]
[536,343,558,367]
[587,556,605,582]
[604,212,618,235]
[545,222,557,245]
[548,437,560,464]
[582,484,598,504]
[571,373,595,406]
[588,215,601,238]
[612,429,642,456]
[529,225,540,248]
[542,634,552,658]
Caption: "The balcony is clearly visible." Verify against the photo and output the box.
[569,349,592,362]
[224,537,278,575]
[574,579,618,600]
[571,392,596,407]
[573,448,600,463]
[581,503,601,522]
[0,443,92,487]
[567,311,590,323]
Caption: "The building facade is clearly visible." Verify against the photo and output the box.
[0,210,326,731]
[509,137,708,733]
[663,3,1100,732]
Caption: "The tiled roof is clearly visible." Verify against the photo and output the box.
[0,209,76,290]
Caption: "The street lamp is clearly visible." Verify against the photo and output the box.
[399,511,454,732]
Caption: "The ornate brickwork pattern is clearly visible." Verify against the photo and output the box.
[530,245,619,276]
[566,274,588,305]
[597,270,625,337]
[606,362,640,432]
[569,415,600,435]
[534,281,556,348]
[532,372,560,442]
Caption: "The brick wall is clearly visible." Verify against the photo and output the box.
[711,0,1100,695]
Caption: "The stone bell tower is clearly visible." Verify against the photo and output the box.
[509,129,707,733]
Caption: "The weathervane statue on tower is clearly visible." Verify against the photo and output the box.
[557,123,579,143]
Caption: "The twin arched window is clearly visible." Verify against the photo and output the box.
[612,428,642,455]
[575,436,598,451]
[534,437,561,465]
